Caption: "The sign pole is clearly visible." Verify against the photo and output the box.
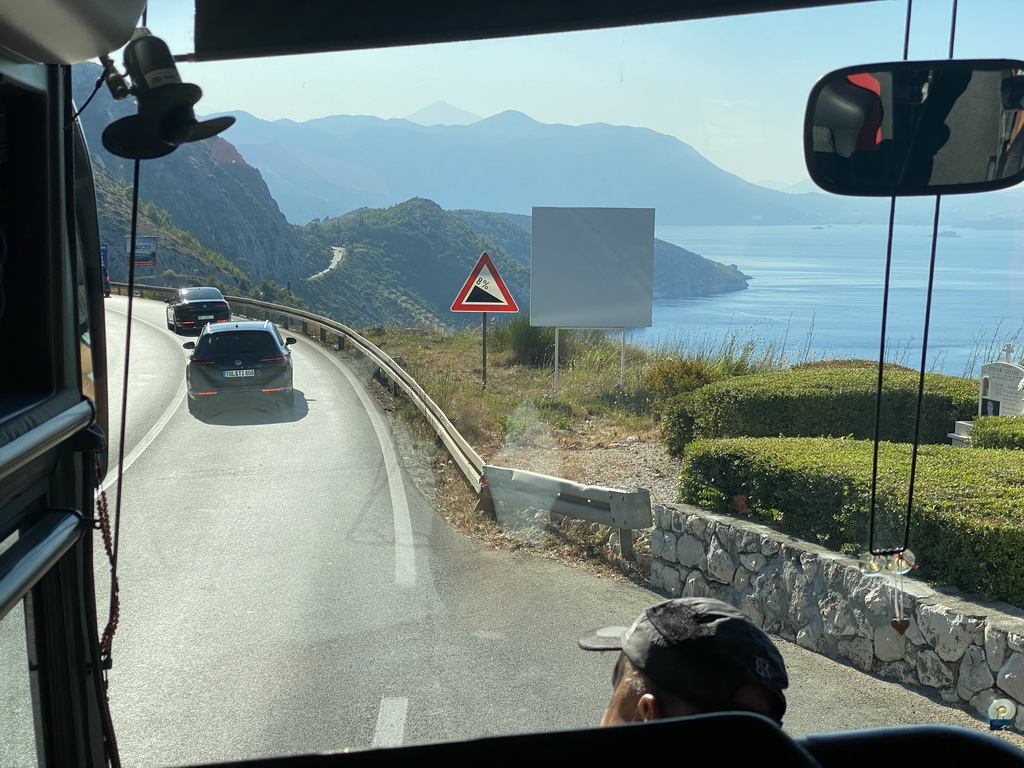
[450,251,518,391]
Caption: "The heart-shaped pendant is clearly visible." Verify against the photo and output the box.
[891,618,910,634]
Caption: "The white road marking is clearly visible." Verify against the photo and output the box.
[316,344,417,588]
[102,303,187,492]
[371,697,408,748]
[102,381,185,493]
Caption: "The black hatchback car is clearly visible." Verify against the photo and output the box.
[165,286,231,334]
[183,320,297,411]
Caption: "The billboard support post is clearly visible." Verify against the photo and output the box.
[554,328,560,393]
[620,329,626,389]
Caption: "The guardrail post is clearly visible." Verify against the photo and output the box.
[476,480,496,519]
[619,527,634,560]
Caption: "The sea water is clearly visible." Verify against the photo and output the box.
[628,224,1024,377]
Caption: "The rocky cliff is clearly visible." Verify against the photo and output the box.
[72,63,319,286]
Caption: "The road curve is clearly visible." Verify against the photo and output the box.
[95,298,1024,767]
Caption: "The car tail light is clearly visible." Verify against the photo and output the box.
[261,387,284,392]
[190,357,215,366]
[195,391,217,396]
[182,320,195,325]
[260,354,286,363]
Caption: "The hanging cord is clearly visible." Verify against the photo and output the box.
[867,199,898,553]
[867,0,958,555]
[866,0,912,554]
[62,59,122,765]
[899,199,943,545]
[69,60,112,125]
[948,0,958,60]
[99,158,141,670]
[902,0,912,62]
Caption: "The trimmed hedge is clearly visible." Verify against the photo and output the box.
[968,416,1024,449]
[661,366,976,455]
[680,437,1024,606]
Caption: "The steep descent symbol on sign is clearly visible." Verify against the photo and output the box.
[451,252,519,312]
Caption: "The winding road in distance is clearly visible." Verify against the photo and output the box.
[96,297,1023,767]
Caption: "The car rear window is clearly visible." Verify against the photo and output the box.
[182,288,224,301]
[196,331,278,356]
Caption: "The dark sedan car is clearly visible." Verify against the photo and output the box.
[183,320,297,412]
[165,286,231,334]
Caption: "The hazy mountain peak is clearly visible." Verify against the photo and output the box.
[483,109,536,123]
[405,101,481,126]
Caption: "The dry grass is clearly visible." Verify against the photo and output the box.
[357,324,787,581]
[373,326,661,449]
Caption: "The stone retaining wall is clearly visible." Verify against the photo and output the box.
[649,503,1024,729]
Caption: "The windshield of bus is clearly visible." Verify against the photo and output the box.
[25,0,1024,765]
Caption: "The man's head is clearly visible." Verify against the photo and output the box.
[579,597,788,726]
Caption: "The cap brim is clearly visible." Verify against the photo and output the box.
[578,625,629,651]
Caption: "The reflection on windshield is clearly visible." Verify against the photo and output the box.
[0,598,36,767]
[91,0,1024,764]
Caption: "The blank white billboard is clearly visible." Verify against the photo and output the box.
[531,207,654,328]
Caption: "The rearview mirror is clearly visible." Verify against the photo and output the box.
[805,59,1024,196]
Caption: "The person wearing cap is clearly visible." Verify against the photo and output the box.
[579,597,789,726]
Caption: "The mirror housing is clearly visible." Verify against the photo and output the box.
[285,337,297,346]
[182,341,196,350]
[805,59,1024,196]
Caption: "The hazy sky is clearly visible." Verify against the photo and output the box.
[132,0,1023,186]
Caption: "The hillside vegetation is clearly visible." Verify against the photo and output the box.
[295,199,529,327]
[75,62,751,328]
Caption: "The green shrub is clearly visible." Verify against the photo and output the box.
[643,358,723,411]
[660,393,698,456]
[661,366,975,454]
[967,416,1024,449]
[790,358,915,372]
[490,316,611,369]
[489,316,556,366]
[680,437,1024,606]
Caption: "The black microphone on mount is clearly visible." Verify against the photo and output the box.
[101,30,235,160]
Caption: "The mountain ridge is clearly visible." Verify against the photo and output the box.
[208,108,848,226]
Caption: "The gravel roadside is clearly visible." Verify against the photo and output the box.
[481,438,684,509]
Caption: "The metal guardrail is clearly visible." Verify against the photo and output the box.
[111,283,652,552]
[482,466,650,558]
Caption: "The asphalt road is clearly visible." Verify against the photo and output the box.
[92,297,1024,767]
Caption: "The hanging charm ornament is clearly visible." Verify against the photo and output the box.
[889,580,909,634]
[858,549,917,634]
[888,549,916,634]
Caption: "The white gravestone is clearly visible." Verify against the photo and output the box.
[978,344,1024,417]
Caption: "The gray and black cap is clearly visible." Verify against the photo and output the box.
[579,597,788,720]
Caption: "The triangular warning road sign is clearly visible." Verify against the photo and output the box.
[451,252,519,313]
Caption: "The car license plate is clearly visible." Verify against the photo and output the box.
[198,314,214,320]
[223,369,255,378]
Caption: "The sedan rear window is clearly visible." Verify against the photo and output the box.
[181,287,225,301]
[196,331,278,356]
